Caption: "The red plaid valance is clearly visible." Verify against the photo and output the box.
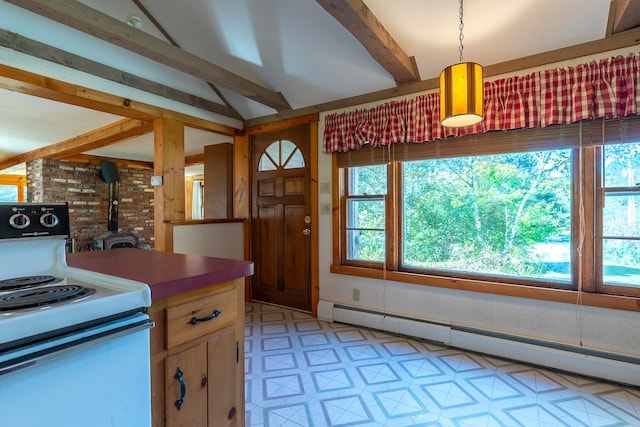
[323,52,640,154]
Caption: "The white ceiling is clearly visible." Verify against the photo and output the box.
[0,0,616,175]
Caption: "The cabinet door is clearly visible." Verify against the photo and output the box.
[166,341,208,427]
[208,329,238,427]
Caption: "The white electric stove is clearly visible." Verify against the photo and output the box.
[0,202,153,427]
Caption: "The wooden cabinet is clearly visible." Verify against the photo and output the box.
[149,279,244,427]
[204,142,234,218]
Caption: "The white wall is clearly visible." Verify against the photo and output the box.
[172,221,245,260]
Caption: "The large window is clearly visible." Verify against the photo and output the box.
[333,119,640,301]
[402,151,572,283]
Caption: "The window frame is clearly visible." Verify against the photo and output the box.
[339,164,398,269]
[595,144,640,297]
[400,153,576,289]
[0,175,26,202]
[331,119,640,311]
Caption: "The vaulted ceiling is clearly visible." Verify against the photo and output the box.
[0,0,639,175]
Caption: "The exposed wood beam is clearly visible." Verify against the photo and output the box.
[131,0,243,119]
[0,175,26,184]
[0,65,156,120]
[6,0,291,111]
[57,154,154,169]
[0,29,242,120]
[611,0,640,34]
[244,113,320,135]
[185,153,204,167]
[316,0,420,84]
[0,64,239,136]
[0,118,152,171]
[245,27,640,127]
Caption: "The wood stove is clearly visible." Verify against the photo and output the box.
[94,231,138,250]
[93,161,139,250]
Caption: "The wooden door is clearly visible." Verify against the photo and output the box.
[251,125,311,311]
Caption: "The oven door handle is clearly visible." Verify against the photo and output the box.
[0,319,154,376]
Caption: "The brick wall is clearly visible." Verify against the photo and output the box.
[26,158,154,250]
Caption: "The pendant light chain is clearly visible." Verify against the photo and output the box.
[458,0,465,63]
[439,0,483,128]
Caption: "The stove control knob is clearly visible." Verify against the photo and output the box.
[9,213,30,229]
[40,212,59,228]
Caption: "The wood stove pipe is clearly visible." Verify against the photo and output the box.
[99,162,121,233]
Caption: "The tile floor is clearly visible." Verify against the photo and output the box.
[244,302,640,427]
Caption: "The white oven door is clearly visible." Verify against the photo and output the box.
[0,313,152,427]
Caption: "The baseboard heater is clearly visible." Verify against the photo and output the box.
[319,301,640,387]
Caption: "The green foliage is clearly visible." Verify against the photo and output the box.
[402,150,572,279]
[346,141,640,286]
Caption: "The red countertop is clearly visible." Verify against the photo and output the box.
[67,248,253,299]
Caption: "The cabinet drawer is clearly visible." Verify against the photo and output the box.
[166,289,237,349]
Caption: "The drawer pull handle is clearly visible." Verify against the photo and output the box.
[174,368,186,411]
[188,309,221,325]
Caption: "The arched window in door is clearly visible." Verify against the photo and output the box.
[258,139,305,171]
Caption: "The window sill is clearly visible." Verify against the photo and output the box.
[330,264,640,312]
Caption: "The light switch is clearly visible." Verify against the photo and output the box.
[151,176,163,186]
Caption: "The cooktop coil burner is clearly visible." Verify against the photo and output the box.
[0,285,96,311]
[0,275,62,291]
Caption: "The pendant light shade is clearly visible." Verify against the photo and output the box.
[439,61,483,128]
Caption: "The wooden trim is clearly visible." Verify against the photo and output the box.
[243,219,251,302]
[166,218,246,226]
[0,175,26,185]
[332,155,342,266]
[338,168,348,266]
[581,147,597,293]
[244,114,320,135]
[310,120,319,317]
[245,28,640,127]
[330,264,640,312]
[388,162,400,271]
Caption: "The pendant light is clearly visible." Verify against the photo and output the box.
[439,0,483,128]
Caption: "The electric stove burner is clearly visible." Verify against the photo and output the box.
[0,275,62,291]
[0,285,96,311]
